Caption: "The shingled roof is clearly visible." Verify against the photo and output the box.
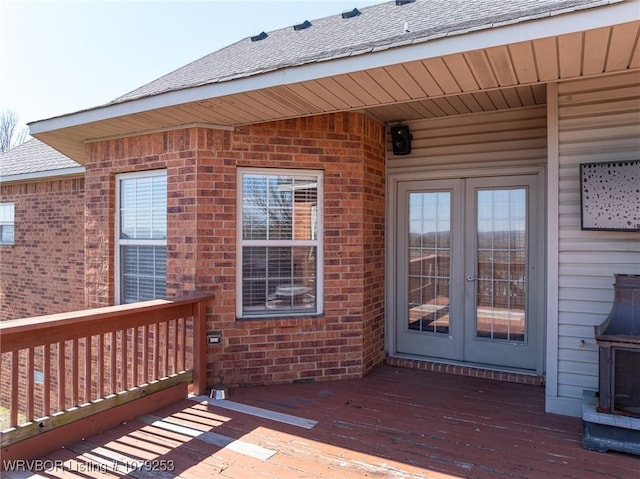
[113,0,617,104]
[0,139,82,179]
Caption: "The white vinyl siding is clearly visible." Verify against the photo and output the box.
[386,106,548,175]
[116,170,167,304]
[554,71,640,412]
[0,203,15,245]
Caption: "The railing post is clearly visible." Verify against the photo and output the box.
[192,299,207,396]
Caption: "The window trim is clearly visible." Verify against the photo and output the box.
[0,202,15,246]
[236,167,324,319]
[115,169,168,305]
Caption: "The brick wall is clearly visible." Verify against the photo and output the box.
[85,111,387,390]
[0,177,85,320]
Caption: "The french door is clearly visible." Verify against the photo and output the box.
[395,175,541,371]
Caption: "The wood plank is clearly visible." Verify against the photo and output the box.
[163,322,169,377]
[515,85,535,107]
[0,294,214,353]
[0,381,189,463]
[85,336,92,404]
[98,333,104,398]
[422,57,462,94]
[583,27,611,75]
[0,372,192,449]
[26,348,34,422]
[283,83,337,111]
[58,341,65,412]
[154,323,160,382]
[143,324,149,384]
[19,367,639,478]
[509,41,538,84]
[137,414,276,461]
[305,80,352,109]
[501,88,523,108]
[445,94,472,114]
[367,67,412,102]
[72,339,78,406]
[558,32,583,79]
[314,77,365,107]
[121,329,127,391]
[192,301,207,396]
[171,321,178,374]
[132,327,139,388]
[43,343,51,417]
[470,91,498,111]
[406,100,439,118]
[532,37,559,81]
[404,60,444,97]
[486,90,510,110]
[382,64,427,99]
[179,319,186,372]
[110,332,116,394]
[457,93,484,113]
[442,53,479,92]
[463,50,499,89]
[430,97,459,116]
[485,45,518,86]
[191,396,318,429]
[10,351,18,427]
[606,22,640,72]
[265,85,325,113]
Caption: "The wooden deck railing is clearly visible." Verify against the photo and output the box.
[0,293,213,450]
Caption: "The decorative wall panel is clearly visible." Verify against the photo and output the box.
[580,160,640,231]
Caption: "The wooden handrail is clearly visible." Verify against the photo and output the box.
[0,294,213,352]
[0,293,214,434]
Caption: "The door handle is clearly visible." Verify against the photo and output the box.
[466,276,476,282]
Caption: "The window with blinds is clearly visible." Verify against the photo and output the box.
[237,168,323,318]
[0,203,15,245]
[116,170,167,304]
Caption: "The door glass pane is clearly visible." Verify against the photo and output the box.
[476,188,526,342]
[407,192,451,334]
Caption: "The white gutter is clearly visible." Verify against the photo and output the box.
[29,0,639,135]
[0,166,85,183]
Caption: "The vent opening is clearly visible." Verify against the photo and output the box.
[341,8,361,19]
[294,20,312,31]
[251,31,268,42]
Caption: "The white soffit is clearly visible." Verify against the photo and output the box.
[29,0,639,135]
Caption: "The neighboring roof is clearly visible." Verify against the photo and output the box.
[0,138,83,180]
[113,0,619,104]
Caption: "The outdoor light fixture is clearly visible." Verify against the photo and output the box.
[390,125,412,155]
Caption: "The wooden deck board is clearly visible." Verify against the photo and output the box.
[24,365,638,478]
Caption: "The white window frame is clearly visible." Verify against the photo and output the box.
[237,167,324,318]
[0,203,15,245]
[115,169,167,304]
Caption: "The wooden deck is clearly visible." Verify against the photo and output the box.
[6,365,638,479]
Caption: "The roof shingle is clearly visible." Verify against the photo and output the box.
[0,139,81,178]
[113,0,616,104]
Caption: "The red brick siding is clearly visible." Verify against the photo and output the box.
[85,129,203,306]
[361,119,387,374]
[85,111,386,389]
[0,177,85,320]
